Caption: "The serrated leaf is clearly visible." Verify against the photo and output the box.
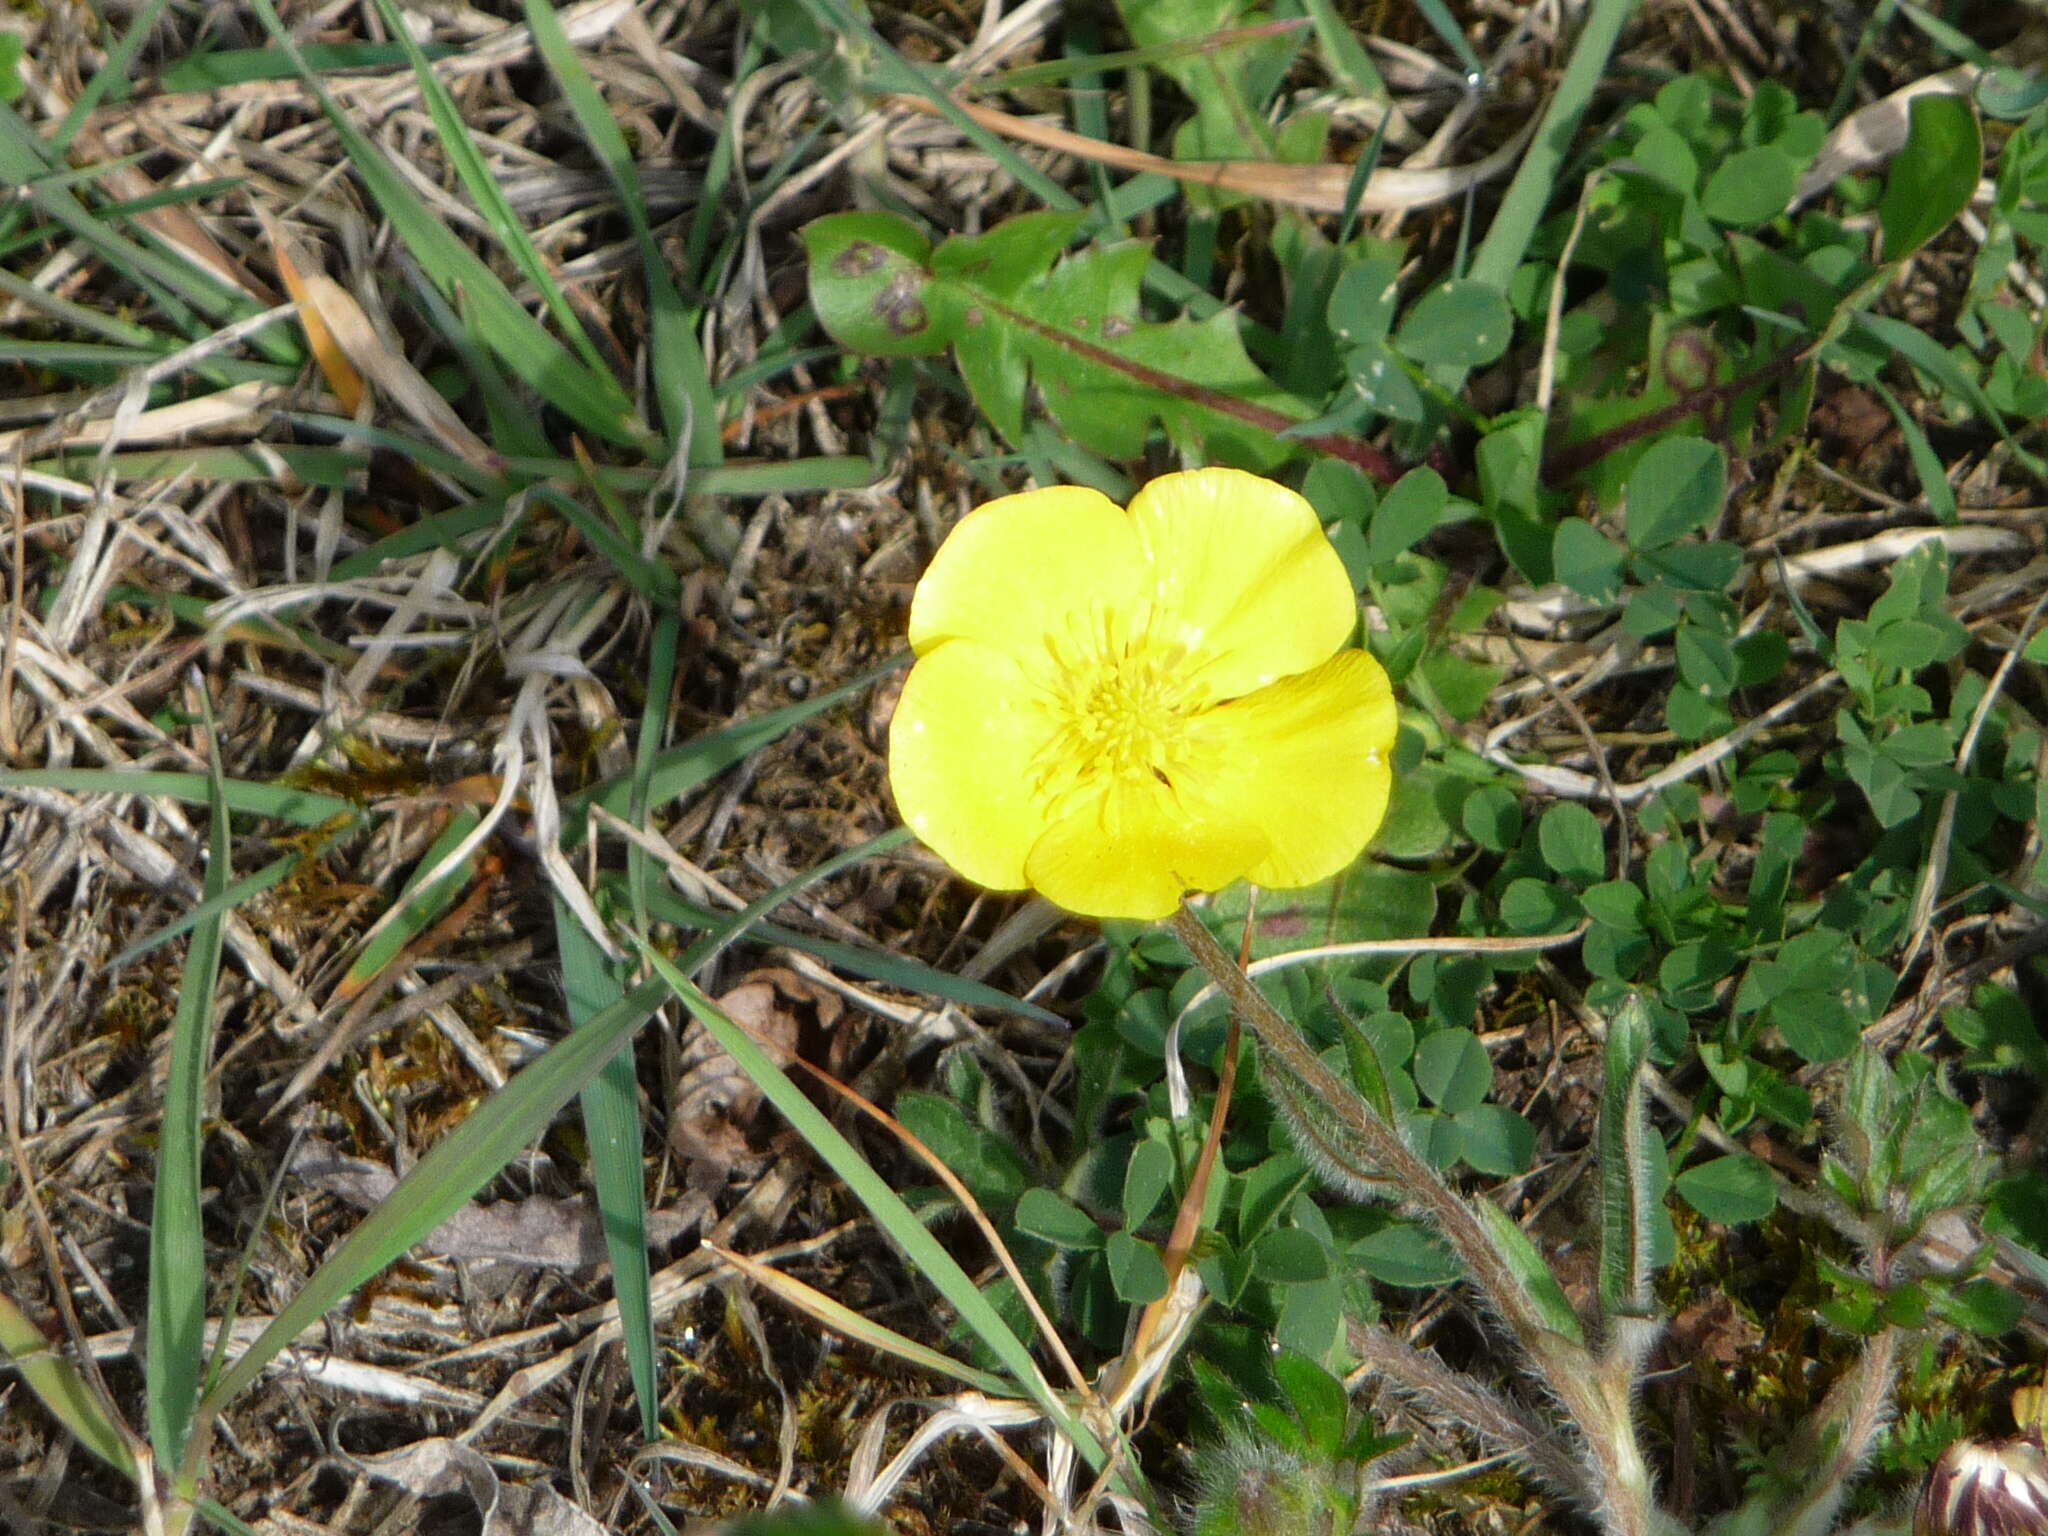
[805,209,1310,467]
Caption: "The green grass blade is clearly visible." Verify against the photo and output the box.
[1298,0,1390,101]
[0,110,249,334]
[48,0,174,156]
[146,693,233,1471]
[556,901,659,1442]
[0,1293,136,1477]
[1466,0,1640,297]
[713,1247,1013,1395]
[628,937,1111,1474]
[107,849,308,972]
[367,0,616,386]
[337,811,480,995]
[28,444,364,488]
[196,832,895,1419]
[563,657,906,839]
[524,0,722,465]
[197,973,673,1414]
[0,769,357,828]
[156,42,457,92]
[1408,0,1485,79]
[239,0,653,450]
[629,612,682,934]
[629,880,1060,1027]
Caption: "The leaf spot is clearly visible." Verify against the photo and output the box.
[832,240,888,277]
[873,274,928,336]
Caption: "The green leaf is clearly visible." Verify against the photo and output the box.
[1326,254,1402,344]
[1015,1188,1105,1250]
[1271,1350,1349,1454]
[1351,1223,1461,1286]
[1418,650,1506,723]
[0,1294,134,1476]
[1582,880,1647,932]
[1674,1152,1778,1224]
[1774,989,1859,1063]
[1122,1138,1175,1229]
[1454,1104,1536,1176]
[897,1094,1030,1208]
[1881,94,1983,262]
[1105,1231,1169,1305]
[805,209,1308,467]
[1412,1028,1492,1113]
[1598,995,1660,1315]
[1675,621,1740,696]
[1928,1277,2024,1337]
[1701,145,1796,227]
[1625,436,1725,551]
[0,34,22,104]
[1553,517,1626,603]
[1393,278,1514,367]
[1252,1227,1333,1284]
[1461,783,1523,852]
[1537,802,1607,884]
[1501,878,1577,934]
[147,701,233,1470]
[1342,339,1428,423]
[1477,412,1551,583]
[802,211,947,357]
[1368,467,1452,565]
[1472,1199,1585,1345]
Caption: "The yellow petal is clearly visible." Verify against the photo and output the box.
[889,640,1060,892]
[1024,778,1266,920]
[1179,649,1398,890]
[1128,467,1357,700]
[907,485,1144,666]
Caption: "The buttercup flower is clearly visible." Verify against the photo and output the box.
[888,467,1397,920]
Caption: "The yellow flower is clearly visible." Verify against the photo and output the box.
[888,467,1398,920]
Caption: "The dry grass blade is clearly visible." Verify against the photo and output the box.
[706,1243,1010,1397]
[896,92,1537,214]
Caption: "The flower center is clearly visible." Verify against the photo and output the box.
[1033,611,1208,811]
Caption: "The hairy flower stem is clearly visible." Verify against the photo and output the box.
[1346,1318,1584,1497]
[1171,903,1658,1531]
[1767,1329,1901,1536]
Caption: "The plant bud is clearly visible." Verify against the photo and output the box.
[1913,1436,2048,1536]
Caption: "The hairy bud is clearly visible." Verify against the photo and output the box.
[1913,1436,2048,1536]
